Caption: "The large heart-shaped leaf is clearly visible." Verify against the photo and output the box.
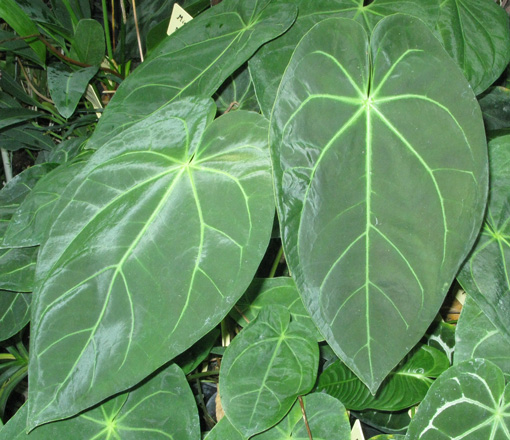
[318,345,449,411]
[435,0,510,95]
[270,15,487,392]
[406,359,510,439]
[28,97,275,428]
[250,0,439,116]
[220,305,319,437]
[86,0,297,150]
[458,134,510,342]
[455,295,510,379]
[2,364,200,439]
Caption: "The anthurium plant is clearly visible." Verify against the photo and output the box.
[0,0,510,438]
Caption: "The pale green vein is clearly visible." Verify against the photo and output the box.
[329,285,364,329]
[370,281,409,329]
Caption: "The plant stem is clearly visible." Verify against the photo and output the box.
[187,370,219,380]
[298,396,313,440]
[131,0,144,61]
[101,0,114,61]
[268,245,283,278]
[1,149,13,183]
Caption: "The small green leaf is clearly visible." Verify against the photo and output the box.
[71,19,105,65]
[435,0,510,95]
[354,408,411,436]
[2,364,200,439]
[406,359,510,439]
[0,109,39,130]
[220,305,319,437]
[252,392,351,440]
[0,291,31,341]
[425,317,456,363]
[231,277,322,341]
[175,328,220,375]
[205,417,246,440]
[47,64,98,119]
[478,86,510,131]
[455,295,510,379]
[319,345,449,411]
[214,65,260,114]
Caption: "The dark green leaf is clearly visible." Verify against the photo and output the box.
[0,291,31,341]
[0,126,54,152]
[231,277,322,341]
[354,409,411,436]
[425,317,455,363]
[435,0,510,95]
[28,98,275,429]
[0,30,41,65]
[0,108,39,130]
[271,15,487,392]
[318,345,449,411]
[71,19,105,65]
[205,417,246,440]
[406,359,510,439]
[220,305,319,437]
[455,295,510,379]
[0,70,40,108]
[0,247,37,292]
[214,65,260,114]
[252,392,351,440]
[175,328,220,375]
[182,0,210,16]
[87,0,297,150]
[3,364,200,439]
[0,0,45,64]
[458,133,510,342]
[370,436,405,440]
[478,86,510,131]
[47,64,98,119]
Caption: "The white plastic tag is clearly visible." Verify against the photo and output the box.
[167,3,193,35]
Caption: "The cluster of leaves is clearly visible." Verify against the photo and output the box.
[0,0,510,439]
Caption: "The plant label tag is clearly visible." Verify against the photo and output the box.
[351,419,365,440]
[456,289,466,305]
[167,3,193,35]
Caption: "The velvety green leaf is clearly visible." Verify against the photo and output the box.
[354,409,411,436]
[214,65,260,114]
[478,86,510,131]
[270,15,487,392]
[4,152,92,247]
[406,359,510,439]
[231,277,322,341]
[435,0,510,95]
[204,417,246,440]
[71,19,105,65]
[28,98,275,429]
[175,328,220,375]
[0,126,54,152]
[455,295,510,379]
[220,305,319,437]
[47,64,98,119]
[0,29,42,65]
[0,108,39,130]
[36,136,85,164]
[0,291,31,341]
[48,0,91,31]
[87,0,297,150]
[425,318,455,363]
[458,134,510,342]
[250,0,439,116]
[3,364,200,439]
[251,392,350,440]
[0,0,45,64]
[319,345,449,411]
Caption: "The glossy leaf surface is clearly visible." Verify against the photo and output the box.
[2,364,200,439]
[270,15,487,392]
[0,291,31,341]
[47,64,98,119]
[435,0,510,95]
[406,359,510,439]
[220,305,319,437]
[0,247,37,292]
[458,134,510,342]
[231,277,322,340]
[354,409,410,436]
[250,0,438,116]
[28,98,275,428]
[87,0,297,150]
[456,295,510,379]
[253,392,351,440]
[214,65,260,114]
[4,152,92,247]
[318,345,449,411]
